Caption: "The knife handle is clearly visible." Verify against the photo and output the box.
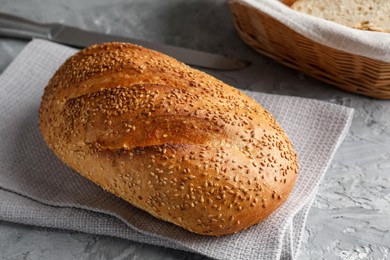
[0,12,54,40]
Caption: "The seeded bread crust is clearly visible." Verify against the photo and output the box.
[290,0,390,33]
[39,42,298,236]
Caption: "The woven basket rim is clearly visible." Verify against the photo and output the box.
[229,0,390,64]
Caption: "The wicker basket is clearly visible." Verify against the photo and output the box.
[229,1,390,99]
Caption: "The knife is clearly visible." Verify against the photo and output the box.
[0,12,249,70]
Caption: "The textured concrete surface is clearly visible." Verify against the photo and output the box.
[0,0,389,259]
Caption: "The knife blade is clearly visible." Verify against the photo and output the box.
[0,12,250,70]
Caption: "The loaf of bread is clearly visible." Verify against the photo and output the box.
[290,0,390,32]
[39,42,298,236]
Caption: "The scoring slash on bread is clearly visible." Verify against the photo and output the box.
[39,42,298,236]
[289,0,390,33]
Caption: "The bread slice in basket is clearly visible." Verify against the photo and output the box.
[290,0,390,32]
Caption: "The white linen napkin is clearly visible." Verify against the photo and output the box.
[0,39,353,260]
[231,0,390,63]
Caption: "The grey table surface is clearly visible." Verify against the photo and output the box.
[0,0,389,259]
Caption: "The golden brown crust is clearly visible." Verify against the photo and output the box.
[283,0,297,6]
[39,42,298,236]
